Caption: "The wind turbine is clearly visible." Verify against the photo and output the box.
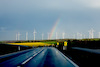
[98,32,100,38]
[79,33,82,39]
[33,29,37,40]
[26,32,28,40]
[88,29,94,38]
[77,32,82,39]
[18,32,21,40]
[77,32,80,39]
[62,32,65,39]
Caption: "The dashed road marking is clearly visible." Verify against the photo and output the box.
[17,48,44,66]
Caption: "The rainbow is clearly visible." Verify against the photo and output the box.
[49,18,60,39]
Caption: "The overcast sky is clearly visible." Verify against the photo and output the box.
[0,0,100,40]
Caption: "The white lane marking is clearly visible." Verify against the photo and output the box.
[17,66,21,67]
[56,51,58,54]
[20,48,44,65]
[22,57,33,64]
[61,53,79,67]
[55,48,79,67]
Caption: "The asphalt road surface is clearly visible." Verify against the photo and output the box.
[0,47,78,67]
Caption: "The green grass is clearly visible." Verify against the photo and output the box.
[42,41,57,44]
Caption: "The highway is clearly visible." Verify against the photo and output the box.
[72,47,100,54]
[0,47,78,67]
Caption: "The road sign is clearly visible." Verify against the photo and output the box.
[57,42,59,45]
[64,41,67,46]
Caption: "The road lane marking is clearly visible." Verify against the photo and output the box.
[17,66,21,67]
[17,48,44,66]
[22,57,33,64]
[55,48,79,67]
[61,53,79,67]
[22,48,44,64]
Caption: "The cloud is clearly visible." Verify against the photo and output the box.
[1,0,100,12]
[0,0,100,40]
[77,0,100,8]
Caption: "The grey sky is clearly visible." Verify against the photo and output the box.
[0,0,100,40]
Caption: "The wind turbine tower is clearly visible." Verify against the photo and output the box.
[98,32,100,38]
[62,32,65,39]
[77,32,79,39]
[88,29,94,38]
[18,32,21,40]
[77,32,82,39]
[42,33,44,40]
[80,33,82,39]
[26,32,28,40]
[33,29,37,40]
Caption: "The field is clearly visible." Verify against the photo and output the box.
[2,38,100,48]
[8,42,53,47]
